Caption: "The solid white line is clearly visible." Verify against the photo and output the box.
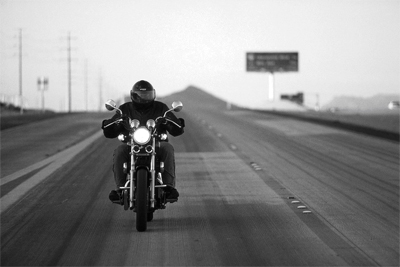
[0,131,103,214]
[1,156,55,186]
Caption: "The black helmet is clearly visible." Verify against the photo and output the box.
[130,80,156,104]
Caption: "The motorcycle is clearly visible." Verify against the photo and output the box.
[103,99,183,232]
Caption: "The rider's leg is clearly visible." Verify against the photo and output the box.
[113,144,130,189]
[158,142,176,187]
[158,142,179,199]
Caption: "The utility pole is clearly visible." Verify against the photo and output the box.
[61,31,77,112]
[67,31,72,113]
[18,28,23,114]
[98,69,103,112]
[84,59,88,112]
[315,93,320,111]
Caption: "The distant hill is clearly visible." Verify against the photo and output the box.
[160,85,235,111]
[161,85,307,112]
[160,86,399,138]
[322,94,399,112]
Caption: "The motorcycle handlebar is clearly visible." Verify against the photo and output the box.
[103,118,123,129]
[104,99,182,131]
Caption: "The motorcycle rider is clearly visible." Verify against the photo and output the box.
[102,80,185,203]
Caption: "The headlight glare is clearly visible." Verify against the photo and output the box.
[133,127,151,145]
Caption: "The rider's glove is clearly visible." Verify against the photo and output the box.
[119,115,129,123]
[155,117,167,130]
[179,118,185,128]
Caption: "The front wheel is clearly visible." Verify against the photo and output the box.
[136,168,148,232]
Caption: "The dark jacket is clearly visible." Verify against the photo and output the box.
[102,101,184,140]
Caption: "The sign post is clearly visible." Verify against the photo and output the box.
[246,52,298,101]
[37,77,48,112]
[268,72,274,101]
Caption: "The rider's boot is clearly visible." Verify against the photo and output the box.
[109,189,123,205]
[165,186,179,203]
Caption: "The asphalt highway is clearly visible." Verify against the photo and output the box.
[1,107,398,266]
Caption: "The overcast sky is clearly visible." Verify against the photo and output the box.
[1,0,399,111]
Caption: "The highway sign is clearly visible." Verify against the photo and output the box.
[246,52,298,72]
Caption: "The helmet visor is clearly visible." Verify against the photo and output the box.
[131,90,155,104]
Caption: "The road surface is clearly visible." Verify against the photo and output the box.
[1,108,398,266]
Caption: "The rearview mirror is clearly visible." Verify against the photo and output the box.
[172,101,183,112]
[105,99,117,111]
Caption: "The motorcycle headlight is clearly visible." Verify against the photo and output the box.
[117,134,126,142]
[131,119,140,129]
[146,119,156,129]
[133,127,151,145]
